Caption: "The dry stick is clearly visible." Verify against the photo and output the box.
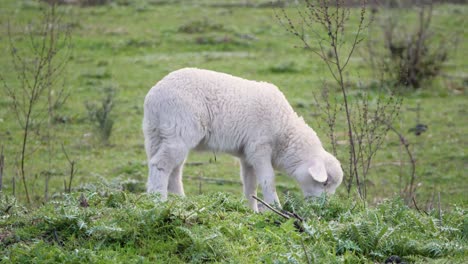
[252,195,291,219]
[53,229,64,247]
[252,195,306,234]
[412,196,428,216]
[300,238,312,264]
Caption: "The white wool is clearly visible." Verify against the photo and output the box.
[143,68,343,211]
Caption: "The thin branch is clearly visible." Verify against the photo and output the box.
[341,6,368,70]
[386,123,416,201]
[252,195,306,233]
[301,238,312,264]
[252,195,290,219]
[412,196,428,215]
[2,3,72,203]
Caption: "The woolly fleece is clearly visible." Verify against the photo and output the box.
[143,68,343,211]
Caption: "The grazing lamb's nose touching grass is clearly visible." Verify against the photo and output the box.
[143,68,343,212]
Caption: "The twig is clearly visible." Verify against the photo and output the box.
[386,122,417,203]
[53,229,64,247]
[252,195,305,232]
[412,196,428,215]
[280,209,304,222]
[301,238,312,264]
[252,195,290,219]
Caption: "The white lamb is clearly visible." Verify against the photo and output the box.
[143,68,343,211]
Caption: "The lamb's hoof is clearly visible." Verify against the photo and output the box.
[385,255,405,264]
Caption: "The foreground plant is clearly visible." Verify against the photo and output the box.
[0,188,466,263]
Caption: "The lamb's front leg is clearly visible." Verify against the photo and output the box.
[253,160,280,208]
[240,159,258,212]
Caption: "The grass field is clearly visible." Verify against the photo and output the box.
[0,0,467,262]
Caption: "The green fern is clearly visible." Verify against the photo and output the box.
[1,190,466,263]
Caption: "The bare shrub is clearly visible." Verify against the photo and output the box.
[1,4,72,203]
[368,1,455,89]
[277,0,402,199]
[178,18,224,34]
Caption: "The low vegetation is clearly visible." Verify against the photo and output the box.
[1,185,467,263]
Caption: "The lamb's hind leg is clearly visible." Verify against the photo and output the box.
[147,141,188,200]
[240,158,258,212]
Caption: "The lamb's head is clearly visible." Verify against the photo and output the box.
[294,151,343,198]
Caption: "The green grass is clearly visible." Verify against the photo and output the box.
[0,0,467,262]
[1,187,467,263]
[0,1,465,206]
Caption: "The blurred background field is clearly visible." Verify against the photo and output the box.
[0,0,466,208]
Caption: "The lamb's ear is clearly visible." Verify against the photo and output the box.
[308,162,328,183]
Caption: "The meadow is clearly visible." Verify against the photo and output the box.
[0,0,467,263]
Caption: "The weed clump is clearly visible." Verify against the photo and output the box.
[268,61,298,74]
[368,2,457,89]
[178,18,224,34]
[85,87,116,145]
